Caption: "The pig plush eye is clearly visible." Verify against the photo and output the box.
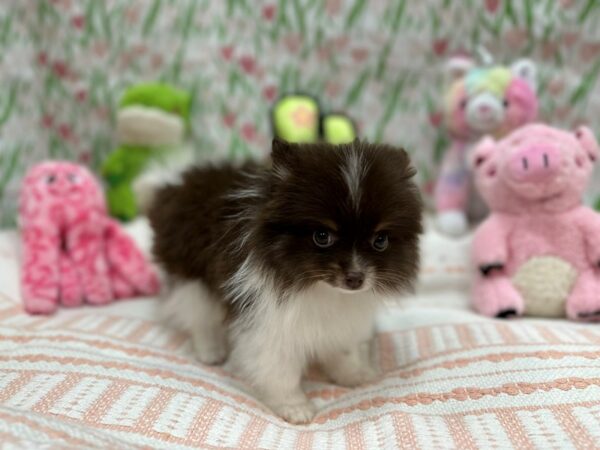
[67,172,80,184]
[502,99,509,108]
[45,174,56,184]
[459,99,468,110]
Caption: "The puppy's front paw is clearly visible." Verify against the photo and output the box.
[192,331,228,365]
[271,401,316,424]
[331,364,379,387]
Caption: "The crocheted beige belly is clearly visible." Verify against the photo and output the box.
[512,256,578,318]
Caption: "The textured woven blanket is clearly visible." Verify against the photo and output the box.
[0,222,599,449]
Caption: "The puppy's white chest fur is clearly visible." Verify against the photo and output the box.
[244,282,377,358]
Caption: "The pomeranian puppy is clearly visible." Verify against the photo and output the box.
[148,139,422,423]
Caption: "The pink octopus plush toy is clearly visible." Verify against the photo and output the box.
[19,161,160,314]
[471,124,600,321]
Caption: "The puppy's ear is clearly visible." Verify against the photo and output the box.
[271,138,300,178]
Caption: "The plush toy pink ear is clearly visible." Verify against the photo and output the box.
[469,136,497,169]
[574,126,599,163]
[445,56,475,81]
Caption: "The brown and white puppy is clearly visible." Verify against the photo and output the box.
[148,139,423,423]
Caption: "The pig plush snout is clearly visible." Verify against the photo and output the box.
[507,145,562,183]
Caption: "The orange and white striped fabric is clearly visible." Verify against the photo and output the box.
[1,223,600,449]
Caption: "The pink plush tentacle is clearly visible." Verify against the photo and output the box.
[109,266,136,299]
[66,213,113,304]
[20,225,61,314]
[58,252,83,307]
[104,219,160,296]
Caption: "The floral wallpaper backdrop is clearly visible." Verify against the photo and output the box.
[0,0,599,226]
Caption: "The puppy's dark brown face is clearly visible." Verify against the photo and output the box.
[256,139,423,295]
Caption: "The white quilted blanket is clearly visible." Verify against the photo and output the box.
[0,219,599,449]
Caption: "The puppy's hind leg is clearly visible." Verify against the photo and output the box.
[162,280,228,365]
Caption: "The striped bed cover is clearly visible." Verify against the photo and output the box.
[0,225,599,449]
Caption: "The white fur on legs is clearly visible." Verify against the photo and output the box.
[230,338,315,424]
[320,341,378,387]
[436,210,468,237]
[162,280,228,365]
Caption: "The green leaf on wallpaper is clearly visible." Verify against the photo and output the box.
[374,76,406,142]
[0,13,12,46]
[569,59,600,106]
[181,1,197,40]
[390,0,406,32]
[503,0,518,26]
[0,145,21,201]
[97,1,112,42]
[346,0,367,29]
[523,0,534,31]
[0,83,17,127]
[143,0,162,36]
[578,0,597,23]
[345,68,370,108]
[292,0,306,36]
[375,42,392,80]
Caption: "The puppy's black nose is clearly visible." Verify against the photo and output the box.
[345,272,364,290]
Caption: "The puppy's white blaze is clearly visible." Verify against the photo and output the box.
[342,145,365,210]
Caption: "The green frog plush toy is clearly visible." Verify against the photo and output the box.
[102,83,192,221]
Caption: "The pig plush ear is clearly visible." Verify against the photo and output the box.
[511,59,537,91]
[469,136,497,170]
[445,56,475,81]
[575,126,599,163]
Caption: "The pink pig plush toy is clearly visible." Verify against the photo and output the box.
[471,124,600,321]
[19,161,160,314]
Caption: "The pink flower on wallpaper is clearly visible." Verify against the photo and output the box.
[262,85,277,101]
[78,152,91,164]
[485,0,501,13]
[41,115,54,129]
[432,39,448,56]
[262,4,276,21]
[71,15,85,29]
[151,54,163,69]
[561,32,579,46]
[238,55,256,74]
[221,46,234,61]
[560,0,576,8]
[223,113,236,128]
[580,42,600,61]
[351,48,369,63]
[325,81,341,98]
[504,28,528,49]
[547,78,565,95]
[283,34,302,54]
[52,60,70,79]
[241,123,256,141]
[37,52,48,66]
[75,90,87,102]
[325,0,342,16]
[58,124,74,141]
[92,41,109,58]
[542,40,560,60]
[428,111,443,128]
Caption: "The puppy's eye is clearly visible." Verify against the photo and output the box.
[459,99,468,110]
[45,174,56,184]
[503,99,509,108]
[372,232,389,252]
[313,230,335,248]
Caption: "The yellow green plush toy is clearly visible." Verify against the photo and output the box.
[102,83,192,221]
[271,94,356,145]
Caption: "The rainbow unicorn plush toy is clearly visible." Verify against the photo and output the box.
[434,57,538,236]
